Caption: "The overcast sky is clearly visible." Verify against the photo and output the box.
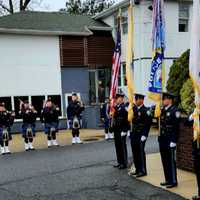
[43,0,66,11]
[40,0,122,11]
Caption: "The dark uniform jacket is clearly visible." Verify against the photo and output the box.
[159,105,180,147]
[113,103,129,132]
[20,109,37,125]
[41,106,60,124]
[67,101,84,120]
[0,111,14,128]
[132,104,152,138]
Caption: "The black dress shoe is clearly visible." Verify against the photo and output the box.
[130,171,138,176]
[113,163,120,168]
[135,172,147,178]
[160,182,170,186]
[192,196,200,200]
[118,165,127,170]
[166,183,178,188]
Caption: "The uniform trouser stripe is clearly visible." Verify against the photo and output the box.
[121,136,128,166]
[170,148,177,184]
[140,141,146,173]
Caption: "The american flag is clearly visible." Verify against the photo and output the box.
[109,19,121,115]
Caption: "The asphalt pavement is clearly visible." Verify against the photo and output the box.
[0,136,186,200]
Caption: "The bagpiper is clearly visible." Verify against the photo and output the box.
[67,93,85,144]
[100,97,114,140]
[0,103,15,155]
[19,100,37,151]
[41,99,60,147]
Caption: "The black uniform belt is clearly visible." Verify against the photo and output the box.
[160,129,173,135]
[132,124,145,132]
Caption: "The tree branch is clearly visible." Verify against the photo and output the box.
[22,0,31,10]
[20,0,23,10]
[9,0,14,13]
[0,1,11,13]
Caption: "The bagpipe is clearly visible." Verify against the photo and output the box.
[2,127,9,145]
[50,127,56,138]
[72,115,80,130]
[26,124,34,140]
[19,99,37,114]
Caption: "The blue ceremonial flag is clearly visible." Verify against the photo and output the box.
[148,52,164,93]
[148,0,166,117]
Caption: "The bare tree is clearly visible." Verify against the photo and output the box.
[0,0,46,15]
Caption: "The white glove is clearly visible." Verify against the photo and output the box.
[127,130,130,137]
[141,136,147,142]
[121,132,127,137]
[189,114,193,121]
[170,142,176,148]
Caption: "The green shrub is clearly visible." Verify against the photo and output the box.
[180,78,195,114]
[166,49,190,105]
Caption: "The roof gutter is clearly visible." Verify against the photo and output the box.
[0,28,93,36]
[87,25,113,31]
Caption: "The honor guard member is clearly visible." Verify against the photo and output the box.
[112,93,129,169]
[193,137,200,200]
[67,93,85,144]
[41,99,60,147]
[19,100,37,151]
[0,103,15,155]
[189,112,200,200]
[130,94,152,177]
[159,92,180,188]
[100,97,114,140]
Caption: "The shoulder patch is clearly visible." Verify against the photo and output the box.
[147,110,151,116]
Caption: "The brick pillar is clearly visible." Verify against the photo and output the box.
[176,118,194,171]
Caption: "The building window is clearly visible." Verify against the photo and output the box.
[121,9,128,35]
[31,96,45,117]
[0,97,12,111]
[179,3,189,32]
[89,68,111,104]
[14,96,29,119]
[118,63,127,87]
[48,95,62,116]
[114,8,128,36]
[89,71,97,104]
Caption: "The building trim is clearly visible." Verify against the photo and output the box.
[0,25,112,36]
[88,25,113,31]
[0,27,93,36]
[133,57,179,61]
[94,0,193,20]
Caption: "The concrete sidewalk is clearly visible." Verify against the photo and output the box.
[135,153,196,200]
[8,127,158,153]
[9,129,105,153]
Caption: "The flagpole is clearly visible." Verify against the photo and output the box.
[125,0,134,123]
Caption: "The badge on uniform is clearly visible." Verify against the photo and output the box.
[175,111,181,118]
[167,112,170,117]
[138,112,141,116]
[147,110,151,116]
